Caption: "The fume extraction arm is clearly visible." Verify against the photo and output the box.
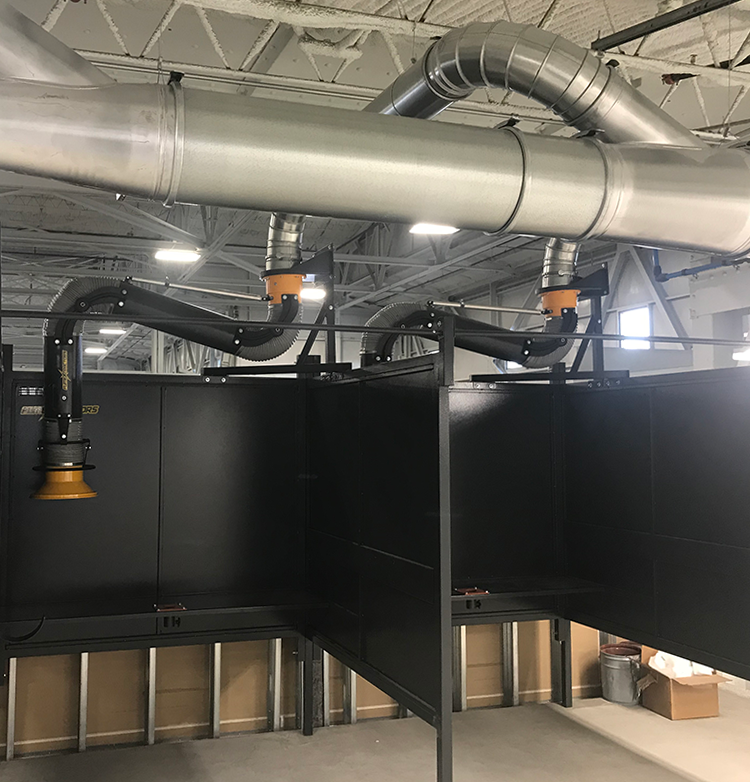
[35,277,303,500]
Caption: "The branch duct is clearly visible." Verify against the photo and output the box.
[0,2,113,86]
[359,21,706,367]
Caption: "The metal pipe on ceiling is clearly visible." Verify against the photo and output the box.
[591,0,742,52]
[427,302,544,317]
[0,81,747,253]
[0,1,112,86]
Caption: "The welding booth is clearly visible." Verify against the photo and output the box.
[2,330,750,781]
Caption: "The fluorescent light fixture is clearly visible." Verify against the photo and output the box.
[619,306,651,350]
[300,287,326,301]
[84,346,108,355]
[410,223,459,235]
[155,248,202,263]
[99,327,127,335]
[733,347,750,362]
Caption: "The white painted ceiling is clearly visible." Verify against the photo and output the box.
[3,0,750,366]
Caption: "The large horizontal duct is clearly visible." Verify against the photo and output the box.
[0,81,749,256]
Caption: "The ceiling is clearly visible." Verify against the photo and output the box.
[3,0,750,367]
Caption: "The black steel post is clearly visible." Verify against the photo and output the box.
[591,296,605,377]
[437,315,455,782]
[325,277,336,364]
[43,335,83,436]
[550,618,574,707]
[438,315,455,388]
[301,637,318,736]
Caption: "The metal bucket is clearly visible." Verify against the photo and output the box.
[600,643,642,706]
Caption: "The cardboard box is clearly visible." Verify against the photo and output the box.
[640,647,728,720]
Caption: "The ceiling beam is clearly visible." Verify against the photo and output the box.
[183,0,449,38]
[592,0,742,51]
[0,228,493,269]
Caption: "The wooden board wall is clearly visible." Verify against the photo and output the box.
[0,622,602,756]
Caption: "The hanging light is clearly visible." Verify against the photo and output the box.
[410,223,459,235]
[300,287,327,301]
[155,248,202,263]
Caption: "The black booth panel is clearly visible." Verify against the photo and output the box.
[360,575,440,707]
[359,374,440,568]
[159,383,304,599]
[307,382,360,543]
[565,523,657,636]
[652,381,750,549]
[449,388,556,583]
[655,544,750,667]
[565,389,653,534]
[565,375,750,679]
[6,380,161,612]
[306,365,444,720]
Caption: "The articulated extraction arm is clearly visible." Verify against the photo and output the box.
[35,278,301,500]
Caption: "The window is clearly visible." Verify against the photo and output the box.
[619,306,651,350]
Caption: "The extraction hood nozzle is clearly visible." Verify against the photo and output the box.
[33,468,98,501]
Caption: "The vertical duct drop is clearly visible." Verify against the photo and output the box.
[34,334,97,500]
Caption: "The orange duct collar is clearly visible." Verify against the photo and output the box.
[33,470,97,500]
[265,274,304,304]
[541,289,579,318]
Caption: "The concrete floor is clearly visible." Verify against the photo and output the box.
[1,700,730,782]
[556,690,750,782]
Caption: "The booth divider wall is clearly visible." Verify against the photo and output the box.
[564,367,750,681]
[305,358,448,727]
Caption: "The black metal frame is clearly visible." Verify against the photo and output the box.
[0,319,580,781]
[5,308,750,780]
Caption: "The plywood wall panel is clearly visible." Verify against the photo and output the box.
[15,655,78,755]
[0,678,7,753]
[281,638,298,729]
[88,650,146,747]
[356,677,397,720]
[1,621,604,757]
[220,641,267,734]
[155,645,209,741]
[466,624,503,709]
[572,623,602,698]
[327,655,396,722]
[519,621,553,703]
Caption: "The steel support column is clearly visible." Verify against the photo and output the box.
[78,652,89,752]
[322,652,331,728]
[342,666,357,725]
[146,648,156,745]
[210,643,222,739]
[451,626,467,712]
[502,623,520,707]
[5,658,17,761]
[267,638,282,732]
